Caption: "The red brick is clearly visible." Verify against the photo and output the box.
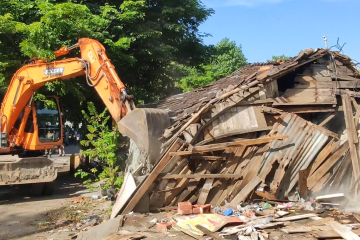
[200,204,212,214]
[178,202,192,215]
[192,207,201,214]
[157,222,172,231]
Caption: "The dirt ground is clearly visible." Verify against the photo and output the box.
[0,173,195,240]
[0,174,91,240]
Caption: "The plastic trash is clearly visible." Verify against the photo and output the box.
[223,208,234,216]
[149,218,158,223]
[92,195,100,200]
[262,202,272,210]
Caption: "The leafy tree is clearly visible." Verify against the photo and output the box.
[179,38,247,91]
[0,0,213,120]
[268,55,291,62]
[75,102,124,190]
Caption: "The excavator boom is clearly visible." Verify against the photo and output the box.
[0,38,170,187]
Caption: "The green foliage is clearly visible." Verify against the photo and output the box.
[75,102,123,190]
[268,55,291,62]
[179,38,247,91]
[0,0,214,118]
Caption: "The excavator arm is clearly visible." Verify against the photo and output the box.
[1,38,134,152]
[0,38,170,172]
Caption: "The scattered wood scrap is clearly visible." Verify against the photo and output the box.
[328,221,360,240]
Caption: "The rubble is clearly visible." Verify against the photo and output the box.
[108,48,360,239]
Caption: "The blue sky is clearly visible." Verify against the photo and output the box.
[199,0,360,64]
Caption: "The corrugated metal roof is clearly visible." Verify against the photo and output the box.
[258,113,330,199]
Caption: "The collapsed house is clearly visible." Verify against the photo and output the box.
[114,48,360,216]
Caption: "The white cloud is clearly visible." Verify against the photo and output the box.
[203,0,287,7]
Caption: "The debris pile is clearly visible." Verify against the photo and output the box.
[106,200,360,240]
[116,48,360,218]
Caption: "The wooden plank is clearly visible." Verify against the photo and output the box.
[307,141,349,189]
[255,191,278,200]
[352,98,360,129]
[176,226,206,240]
[121,138,183,214]
[295,81,360,89]
[328,221,360,240]
[231,144,267,200]
[161,174,243,179]
[332,75,360,81]
[254,222,285,229]
[196,126,273,146]
[312,229,360,239]
[272,213,317,222]
[319,114,336,127]
[342,94,360,181]
[155,186,185,193]
[280,227,312,234]
[274,106,336,113]
[195,225,223,240]
[298,169,308,199]
[189,155,227,161]
[213,146,249,206]
[197,179,214,205]
[166,161,210,206]
[311,172,331,193]
[229,176,261,207]
[308,139,338,176]
[343,94,359,143]
[170,135,288,156]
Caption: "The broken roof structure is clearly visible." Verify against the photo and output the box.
[117,48,360,215]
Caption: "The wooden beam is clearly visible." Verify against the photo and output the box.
[233,99,275,106]
[196,126,273,146]
[121,138,183,214]
[255,191,278,200]
[352,98,360,128]
[161,174,243,179]
[197,179,214,205]
[342,94,360,181]
[272,213,318,222]
[319,114,335,127]
[176,226,206,240]
[312,229,360,239]
[170,135,288,156]
[229,176,261,207]
[343,94,359,143]
[308,139,338,176]
[295,81,360,89]
[275,106,336,113]
[195,225,223,240]
[189,155,227,161]
[332,75,360,81]
[298,169,308,199]
[307,141,349,189]
[328,221,360,240]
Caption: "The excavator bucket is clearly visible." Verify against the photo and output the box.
[117,108,170,176]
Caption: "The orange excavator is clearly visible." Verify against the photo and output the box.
[0,38,170,194]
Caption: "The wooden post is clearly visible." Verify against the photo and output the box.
[342,95,360,182]
[298,169,308,199]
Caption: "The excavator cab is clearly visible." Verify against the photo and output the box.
[11,95,63,152]
[0,96,62,189]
